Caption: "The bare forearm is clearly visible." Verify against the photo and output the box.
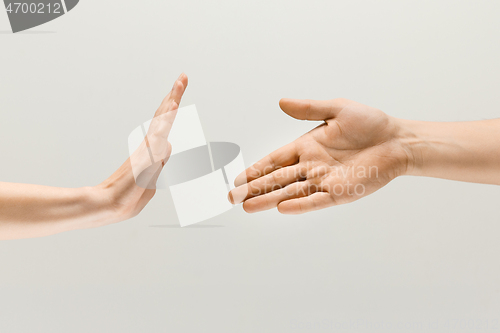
[399,118,500,185]
[0,183,114,240]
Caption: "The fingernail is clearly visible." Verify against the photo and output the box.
[228,186,248,204]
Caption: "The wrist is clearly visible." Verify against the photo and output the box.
[393,118,428,177]
[95,164,146,223]
[83,185,122,227]
[393,118,500,184]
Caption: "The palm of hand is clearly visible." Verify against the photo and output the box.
[230,98,409,214]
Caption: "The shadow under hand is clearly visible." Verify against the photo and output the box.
[149,225,224,229]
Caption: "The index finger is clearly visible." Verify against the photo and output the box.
[155,73,189,117]
[234,142,299,187]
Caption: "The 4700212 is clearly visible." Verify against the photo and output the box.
[5,2,63,14]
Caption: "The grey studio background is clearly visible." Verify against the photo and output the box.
[1,0,500,332]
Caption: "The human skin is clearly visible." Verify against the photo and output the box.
[228,98,500,214]
[0,73,188,240]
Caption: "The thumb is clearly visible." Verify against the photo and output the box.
[279,98,351,121]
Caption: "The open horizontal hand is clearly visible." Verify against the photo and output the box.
[228,98,411,214]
